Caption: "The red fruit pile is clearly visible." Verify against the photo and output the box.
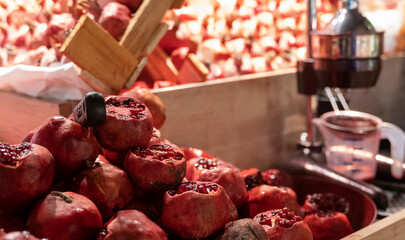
[0,93,357,240]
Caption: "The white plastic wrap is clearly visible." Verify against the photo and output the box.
[0,62,94,101]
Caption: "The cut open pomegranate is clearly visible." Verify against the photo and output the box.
[254,208,313,240]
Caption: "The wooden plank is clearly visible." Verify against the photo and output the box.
[177,53,209,84]
[60,15,138,94]
[144,46,178,82]
[119,0,178,58]
[342,208,405,240]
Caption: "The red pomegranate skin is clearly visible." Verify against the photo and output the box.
[180,147,213,161]
[261,169,294,188]
[99,2,131,40]
[124,143,186,194]
[254,208,313,240]
[0,231,42,240]
[92,96,153,152]
[123,196,161,221]
[98,210,167,240]
[215,218,269,240]
[30,116,100,180]
[70,161,135,220]
[242,185,300,218]
[122,88,167,129]
[0,142,54,212]
[0,211,25,232]
[26,191,103,240]
[304,212,353,240]
[101,148,127,168]
[186,158,248,208]
[147,128,162,147]
[161,181,238,239]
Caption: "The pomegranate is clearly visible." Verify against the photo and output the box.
[180,147,213,161]
[161,181,238,239]
[301,192,350,216]
[70,161,135,220]
[98,2,131,40]
[0,211,25,232]
[301,193,353,240]
[0,231,42,240]
[101,148,127,168]
[147,128,162,147]
[21,128,37,143]
[240,168,265,191]
[304,212,353,240]
[185,157,237,180]
[26,191,102,240]
[215,218,269,240]
[121,88,167,129]
[0,142,54,212]
[91,96,153,152]
[30,116,100,180]
[98,210,167,240]
[124,143,186,194]
[261,169,294,188]
[253,208,313,240]
[123,196,161,221]
[186,157,248,208]
[242,185,300,218]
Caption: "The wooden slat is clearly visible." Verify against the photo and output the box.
[60,15,138,94]
[177,53,209,84]
[144,46,178,82]
[119,0,179,58]
[342,208,405,240]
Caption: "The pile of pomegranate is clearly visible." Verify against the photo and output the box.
[0,88,355,240]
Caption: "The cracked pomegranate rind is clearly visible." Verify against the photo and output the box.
[0,142,54,212]
[124,143,186,194]
[254,208,313,240]
[162,181,238,239]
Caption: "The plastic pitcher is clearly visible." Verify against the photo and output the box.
[313,110,405,181]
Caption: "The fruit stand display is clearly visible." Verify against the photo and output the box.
[2,0,405,239]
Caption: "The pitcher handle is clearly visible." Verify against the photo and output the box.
[381,122,405,179]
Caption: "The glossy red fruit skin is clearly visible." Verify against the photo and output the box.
[30,116,100,180]
[215,218,269,240]
[243,185,300,218]
[261,169,294,188]
[71,161,135,220]
[0,143,54,212]
[304,212,353,240]
[101,148,127,168]
[98,210,167,240]
[186,158,248,208]
[26,191,103,240]
[147,128,162,147]
[161,181,238,239]
[253,209,313,240]
[124,143,186,194]
[0,231,42,240]
[92,96,153,152]
[180,147,213,161]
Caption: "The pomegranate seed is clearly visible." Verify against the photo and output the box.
[169,182,219,196]
[0,142,30,166]
[106,99,121,107]
[194,158,217,170]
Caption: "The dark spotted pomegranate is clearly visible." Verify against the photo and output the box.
[161,181,238,239]
[30,116,100,180]
[92,96,153,151]
[26,191,102,240]
[241,168,265,191]
[0,142,54,212]
[215,218,269,240]
[301,192,350,216]
[253,208,313,240]
[186,157,248,208]
[98,210,167,240]
[124,143,186,194]
[70,161,135,220]
[242,185,300,218]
